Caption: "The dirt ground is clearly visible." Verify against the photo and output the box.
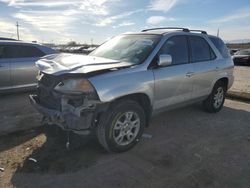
[0,93,250,188]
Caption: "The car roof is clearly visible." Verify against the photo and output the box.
[124,27,219,38]
[0,40,42,46]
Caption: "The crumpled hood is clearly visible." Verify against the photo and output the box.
[36,53,132,76]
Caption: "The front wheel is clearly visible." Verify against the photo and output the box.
[96,100,145,152]
[203,81,226,113]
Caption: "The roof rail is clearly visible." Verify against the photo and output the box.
[189,30,207,34]
[141,27,190,32]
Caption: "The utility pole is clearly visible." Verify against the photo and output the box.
[16,21,20,40]
[217,28,220,37]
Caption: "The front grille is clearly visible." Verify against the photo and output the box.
[37,74,62,110]
[40,74,60,87]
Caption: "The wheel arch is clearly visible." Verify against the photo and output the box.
[215,77,229,91]
[112,93,153,127]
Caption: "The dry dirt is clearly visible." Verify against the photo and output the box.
[0,96,250,188]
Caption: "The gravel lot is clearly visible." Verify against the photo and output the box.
[228,65,250,99]
[0,92,250,188]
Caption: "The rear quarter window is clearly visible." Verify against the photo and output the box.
[189,36,216,62]
[0,46,4,58]
[5,45,45,58]
[209,37,230,58]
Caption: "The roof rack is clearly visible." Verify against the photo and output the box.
[189,30,207,34]
[141,27,190,32]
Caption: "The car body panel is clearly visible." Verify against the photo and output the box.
[89,67,155,105]
[153,63,194,110]
[0,58,11,89]
[36,53,133,76]
[0,40,55,92]
[30,30,234,133]
[10,57,40,87]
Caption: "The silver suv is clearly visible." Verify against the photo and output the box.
[30,27,234,152]
[0,40,55,93]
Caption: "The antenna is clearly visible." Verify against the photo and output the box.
[16,21,20,40]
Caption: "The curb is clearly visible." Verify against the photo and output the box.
[226,91,250,102]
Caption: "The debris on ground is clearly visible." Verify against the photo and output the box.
[28,158,37,163]
[142,133,153,139]
[194,153,202,162]
[0,167,4,172]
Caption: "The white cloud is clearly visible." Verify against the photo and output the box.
[0,0,118,15]
[146,16,175,25]
[13,12,76,33]
[0,0,76,7]
[210,8,250,24]
[148,0,181,12]
[95,9,142,27]
[113,21,135,28]
[0,19,40,41]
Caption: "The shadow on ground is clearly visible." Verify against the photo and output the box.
[15,126,104,174]
[8,101,250,188]
[0,128,43,153]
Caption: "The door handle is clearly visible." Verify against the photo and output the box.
[186,72,195,77]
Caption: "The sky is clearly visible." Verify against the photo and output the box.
[0,0,249,44]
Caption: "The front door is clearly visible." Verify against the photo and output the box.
[188,35,219,99]
[153,35,194,111]
[7,44,44,88]
[0,45,11,90]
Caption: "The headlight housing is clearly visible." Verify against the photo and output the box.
[54,78,98,98]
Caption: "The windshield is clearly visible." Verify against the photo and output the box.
[235,50,250,55]
[90,34,161,64]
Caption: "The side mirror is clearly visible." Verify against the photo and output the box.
[157,54,172,67]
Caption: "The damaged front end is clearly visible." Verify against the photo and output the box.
[30,72,108,135]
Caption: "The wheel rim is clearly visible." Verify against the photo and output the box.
[213,87,224,109]
[113,111,140,146]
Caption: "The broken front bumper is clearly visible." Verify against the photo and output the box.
[29,94,99,135]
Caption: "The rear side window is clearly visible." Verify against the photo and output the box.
[5,45,45,58]
[209,37,230,58]
[0,46,4,58]
[159,36,189,65]
[189,36,216,62]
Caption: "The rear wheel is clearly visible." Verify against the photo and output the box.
[96,100,145,152]
[203,81,226,113]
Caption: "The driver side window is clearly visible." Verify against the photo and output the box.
[159,36,189,65]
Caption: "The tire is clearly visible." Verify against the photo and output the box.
[203,81,226,113]
[96,100,145,152]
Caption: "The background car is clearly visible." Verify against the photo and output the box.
[232,49,250,66]
[0,40,55,93]
[229,48,239,56]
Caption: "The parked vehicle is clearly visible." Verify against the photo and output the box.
[232,49,250,65]
[30,27,234,152]
[0,40,55,93]
[229,48,239,56]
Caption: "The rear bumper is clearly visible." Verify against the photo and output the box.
[29,94,96,135]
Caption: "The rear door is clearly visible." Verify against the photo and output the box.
[0,45,11,90]
[7,44,45,88]
[188,35,218,99]
[153,35,194,111]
